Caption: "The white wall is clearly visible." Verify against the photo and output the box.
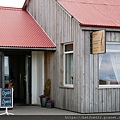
[31,51,44,104]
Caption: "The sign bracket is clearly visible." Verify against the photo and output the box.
[0,107,14,115]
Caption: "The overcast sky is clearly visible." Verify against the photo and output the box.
[0,0,25,8]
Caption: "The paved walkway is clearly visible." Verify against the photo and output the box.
[0,105,80,115]
[0,105,120,115]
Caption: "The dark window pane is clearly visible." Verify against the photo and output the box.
[65,44,73,52]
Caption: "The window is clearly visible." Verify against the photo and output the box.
[99,42,120,86]
[4,56,10,85]
[63,44,73,87]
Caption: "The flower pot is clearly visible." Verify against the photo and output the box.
[40,97,50,107]
[46,103,54,108]
[40,97,42,105]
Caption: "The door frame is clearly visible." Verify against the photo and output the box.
[1,50,31,105]
[25,55,31,105]
[31,51,44,104]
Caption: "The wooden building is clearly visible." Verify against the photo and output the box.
[26,0,120,113]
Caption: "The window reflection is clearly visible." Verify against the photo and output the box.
[99,43,120,85]
[65,53,73,84]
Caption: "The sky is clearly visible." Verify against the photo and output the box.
[0,0,26,8]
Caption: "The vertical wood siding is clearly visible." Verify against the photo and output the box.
[82,31,120,113]
[27,0,120,113]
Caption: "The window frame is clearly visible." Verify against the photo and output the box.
[63,43,73,88]
[99,42,120,88]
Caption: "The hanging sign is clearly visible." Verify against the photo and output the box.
[91,30,106,54]
[0,88,13,108]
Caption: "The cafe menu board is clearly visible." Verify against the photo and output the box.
[92,30,106,54]
[0,88,13,108]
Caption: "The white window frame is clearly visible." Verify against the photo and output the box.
[63,43,73,88]
[99,42,120,89]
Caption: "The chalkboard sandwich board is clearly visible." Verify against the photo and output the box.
[0,88,13,108]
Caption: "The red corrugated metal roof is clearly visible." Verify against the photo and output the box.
[58,0,120,28]
[0,7,56,49]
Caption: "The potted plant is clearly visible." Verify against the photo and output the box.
[39,94,46,107]
[39,79,51,107]
[46,100,55,108]
[44,78,51,98]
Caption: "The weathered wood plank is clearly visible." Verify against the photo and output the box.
[76,22,81,113]
[106,89,112,112]
[106,32,110,42]
[111,89,116,112]
[90,54,94,113]
[93,54,99,113]
[115,32,120,42]
[80,30,85,113]
[115,89,119,111]
[84,31,90,113]
[98,90,103,112]
[102,89,107,112]
[73,20,79,112]
[110,32,115,41]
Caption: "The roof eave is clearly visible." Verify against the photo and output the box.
[0,47,56,51]
[80,23,120,29]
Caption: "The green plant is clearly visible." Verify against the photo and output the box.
[44,79,51,98]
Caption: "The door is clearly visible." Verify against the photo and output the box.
[25,55,31,105]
